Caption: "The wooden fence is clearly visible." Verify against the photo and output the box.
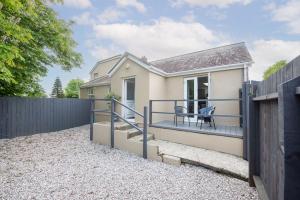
[246,56,300,200]
[0,97,91,139]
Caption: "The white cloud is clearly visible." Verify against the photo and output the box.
[73,8,124,26]
[72,12,95,26]
[268,0,300,34]
[116,0,146,13]
[97,8,125,23]
[206,8,227,20]
[169,0,251,8]
[249,40,300,80]
[90,46,120,59]
[181,11,196,22]
[85,40,121,59]
[63,0,92,9]
[92,18,225,60]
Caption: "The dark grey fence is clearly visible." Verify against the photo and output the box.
[246,56,300,200]
[0,97,91,139]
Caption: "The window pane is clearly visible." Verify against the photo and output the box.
[197,76,208,109]
[187,79,194,114]
[126,79,135,100]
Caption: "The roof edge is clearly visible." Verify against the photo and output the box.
[107,52,167,77]
[89,54,122,74]
[80,82,110,88]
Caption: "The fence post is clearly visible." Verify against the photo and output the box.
[242,82,249,160]
[175,100,178,126]
[143,106,148,159]
[149,100,152,126]
[90,99,94,141]
[248,84,260,187]
[111,98,115,148]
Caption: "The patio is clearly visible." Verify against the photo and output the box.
[151,120,243,138]
[0,125,258,200]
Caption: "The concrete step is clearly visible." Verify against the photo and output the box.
[148,139,249,181]
[129,134,154,142]
[114,122,138,130]
[126,128,141,139]
[162,154,181,166]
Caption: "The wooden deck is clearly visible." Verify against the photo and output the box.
[150,120,243,138]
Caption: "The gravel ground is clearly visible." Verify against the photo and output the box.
[0,125,258,200]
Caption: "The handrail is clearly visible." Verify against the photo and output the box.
[150,98,241,102]
[113,112,143,132]
[149,98,243,127]
[89,98,148,159]
[151,111,241,118]
[113,99,144,118]
[110,98,148,159]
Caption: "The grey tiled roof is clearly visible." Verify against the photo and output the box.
[150,42,253,73]
[81,76,110,88]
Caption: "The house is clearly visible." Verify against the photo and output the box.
[80,42,253,158]
[80,42,252,124]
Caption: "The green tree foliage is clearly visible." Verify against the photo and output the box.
[0,0,82,96]
[51,77,64,98]
[263,60,287,80]
[64,78,84,98]
[27,83,47,97]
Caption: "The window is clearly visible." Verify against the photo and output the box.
[94,73,99,78]
[187,79,194,114]
[197,76,208,109]
[88,88,93,94]
[88,88,94,98]
[126,79,135,100]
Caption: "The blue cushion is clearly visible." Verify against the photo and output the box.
[199,106,213,117]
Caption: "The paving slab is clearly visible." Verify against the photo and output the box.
[163,155,181,166]
[149,139,248,180]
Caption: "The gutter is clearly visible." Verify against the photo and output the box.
[80,82,110,88]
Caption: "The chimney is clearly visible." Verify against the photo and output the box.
[141,56,148,63]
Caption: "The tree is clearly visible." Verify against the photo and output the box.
[27,83,47,97]
[0,0,82,96]
[64,78,84,98]
[263,60,287,80]
[51,77,64,98]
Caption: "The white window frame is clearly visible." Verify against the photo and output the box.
[184,77,198,122]
[122,76,135,121]
[183,75,211,122]
[87,88,94,98]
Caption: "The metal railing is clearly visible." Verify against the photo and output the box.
[90,98,148,159]
[149,98,243,127]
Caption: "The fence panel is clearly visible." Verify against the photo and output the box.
[257,100,283,200]
[280,76,300,200]
[248,56,300,200]
[0,97,91,139]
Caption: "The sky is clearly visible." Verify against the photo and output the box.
[42,0,300,95]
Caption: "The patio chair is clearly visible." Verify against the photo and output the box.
[173,106,191,126]
[196,106,216,129]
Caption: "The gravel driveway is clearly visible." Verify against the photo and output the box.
[0,125,258,200]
